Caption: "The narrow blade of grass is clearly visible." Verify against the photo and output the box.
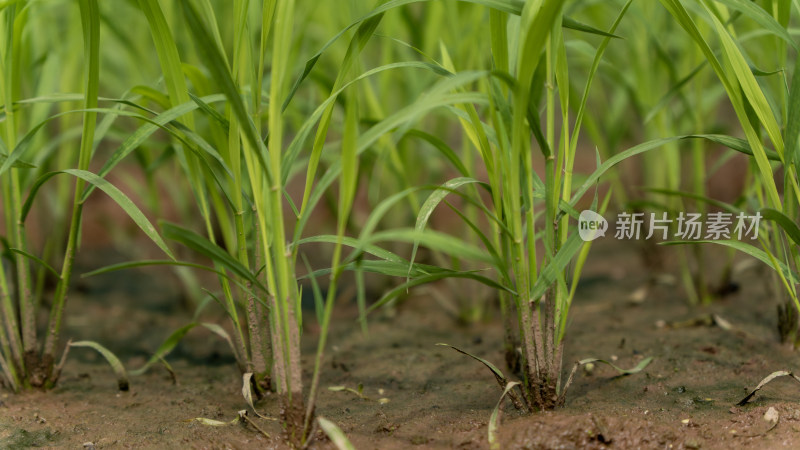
[161,221,264,290]
[489,381,521,450]
[663,240,799,284]
[69,341,129,391]
[760,208,800,247]
[129,323,197,376]
[317,417,356,450]
[21,169,174,259]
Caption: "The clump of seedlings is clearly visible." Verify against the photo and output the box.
[86,0,523,446]
[0,0,171,391]
[7,0,800,448]
[341,0,663,411]
[658,0,800,346]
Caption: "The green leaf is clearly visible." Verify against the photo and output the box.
[0,153,35,169]
[760,208,800,247]
[569,0,633,157]
[402,129,470,176]
[576,356,653,375]
[659,0,783,208]
[161,222,265,292]
[685,134,781,161]
[21,169,174,259]
[529,233,584,302]
[705,2,784,196]
[69,341,129,391]
[180,0,269,176]
[304,259,446,280]
[366,270,513,313]
[643,187,742,213]
[446,201,507,276]
[81,259,228,278]
[410,177,488,276]
[137,0,195,128]
[489,381,521,450]
[129,323,198,376]
[7,248,59,278]
[188,92,229,129]
[786,55,800,168]
[644,62,706,124]
[712,0,798,51]
[562,16,621,39]
[80,260,257,304]
[567,136,687,213]
[317,417,356,450]
[281,0,530,111]
[295,235,406,264]
[90,94,226,193]
[301,254,325,325]
[298,12,382,212]
[663,240,799,284]
[368,228,494,265]
[437,341,507,381]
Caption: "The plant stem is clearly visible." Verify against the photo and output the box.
[43,0,100,384]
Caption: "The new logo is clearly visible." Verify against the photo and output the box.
[578,210,608,241]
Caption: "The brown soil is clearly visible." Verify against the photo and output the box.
[3,239,800,450]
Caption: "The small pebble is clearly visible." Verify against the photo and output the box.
[764,407,779,424]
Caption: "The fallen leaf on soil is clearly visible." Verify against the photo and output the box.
[188,417,240,426]
[738,370,800,406]
[241,373,275,420]
[187,410,270,438]
[561,357,654,399]
[660,314,733,331]
[328,384,389,404]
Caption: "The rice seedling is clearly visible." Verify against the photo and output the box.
[657,0,800,343]
[573,0,743,305]
[89,0,510,445]
[0,0,174,390]
[12,0,800,447]
[324,0,669,412]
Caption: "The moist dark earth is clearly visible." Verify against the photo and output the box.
[2,238,800,449]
